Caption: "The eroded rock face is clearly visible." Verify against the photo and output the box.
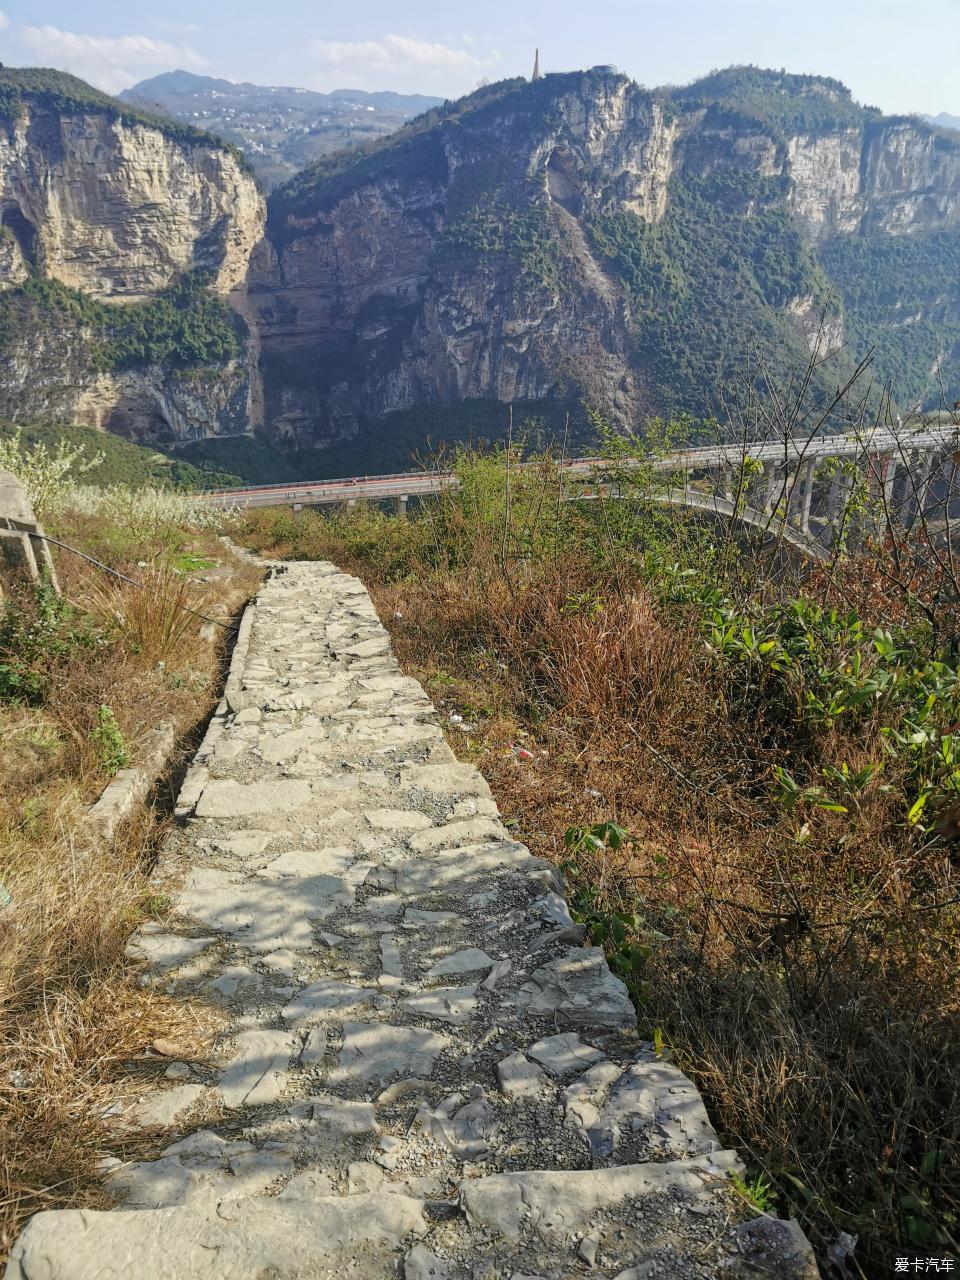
[0,104,264,300]
[0,325,251,445]
[251,74,674,443]
[787,123,960,238]
[255,71,960,446]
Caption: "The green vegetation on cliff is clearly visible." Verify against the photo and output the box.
[818,232,960,407]
[0,272,244,373]
[672,65,875,136]
[589,170,839,411]
[0,421,242,490]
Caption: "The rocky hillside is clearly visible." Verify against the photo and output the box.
[253,66,960,451]
[0,68,266,446]
[1,64,959,473]
[120,71,443,191]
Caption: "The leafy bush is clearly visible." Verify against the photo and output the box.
[0,427,101,516]
[0,581,101,706]
[51,484,235,535]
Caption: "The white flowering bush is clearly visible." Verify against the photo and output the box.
[0,429,102,517]
[60,484,236,535]
[0,429,234,532]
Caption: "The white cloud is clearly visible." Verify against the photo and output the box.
[0,11,9,31]
[20,25,209,94]
[308,32,499,93]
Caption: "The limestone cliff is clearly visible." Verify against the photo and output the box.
[3,64,960,465]
[0,68,265,444]
[0,71,264,300]
[255,67,960,449]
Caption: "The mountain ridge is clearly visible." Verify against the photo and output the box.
[0,62,958,479]
[119,70,444,189]
[252,65,960,453]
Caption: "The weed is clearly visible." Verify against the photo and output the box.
[0,580,101,706]
[140,892,172,918]
[732,1172,779,1215]
[90,704,128,776]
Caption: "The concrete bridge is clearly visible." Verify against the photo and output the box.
[204,427,960,556]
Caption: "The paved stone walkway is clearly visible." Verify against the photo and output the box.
[8,563,819,1279]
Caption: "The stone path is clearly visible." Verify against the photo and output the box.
[7,562,819,1279]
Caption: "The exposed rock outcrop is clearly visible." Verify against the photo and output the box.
[255,69,960,447]
[2,65,959,458]
[0,324,251,445]
[0,98,264,300]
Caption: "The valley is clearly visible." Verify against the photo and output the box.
[0,64,959,483]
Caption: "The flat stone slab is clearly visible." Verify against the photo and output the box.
[281,979,377,1024]
[514,948,636,1029]
[219,1030,298,1109]
[426,948,494,978]
[128,1084,205,1129]
[528,1032,605,1077]
[402,985,478,1026]
[366,809,434,831]
[125,931,216,971]
[6,1195,428,1279]
[496,1053,547,1100]
[461,1152,743,1240]
[195,779,312,818]
[329,1021,451,1087]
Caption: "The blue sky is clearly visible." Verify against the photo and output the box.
[0,0,957,115]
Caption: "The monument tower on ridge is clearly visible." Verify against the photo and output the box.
[532,48,541,81]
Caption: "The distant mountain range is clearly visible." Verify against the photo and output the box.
[118,70,444,188]
[924,112,960,133]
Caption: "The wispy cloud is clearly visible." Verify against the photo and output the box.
[0,11,9,31]
[150,19,201,35]
[21,25,209,94]
[308,32,499,93]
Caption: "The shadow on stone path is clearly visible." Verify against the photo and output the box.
[7,562,820,1279]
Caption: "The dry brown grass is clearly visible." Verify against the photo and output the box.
[0,519,260,1260]
[374,570,958,1274]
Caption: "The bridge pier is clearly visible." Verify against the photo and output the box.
[825,466,856,542]
[762,461,789,516]
[898,451,928,529]
[394,494,409,517]
[796,459,817,536]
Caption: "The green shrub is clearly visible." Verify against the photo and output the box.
[0,272,243,374]
[90,705,129,776]
[0,581,101,706]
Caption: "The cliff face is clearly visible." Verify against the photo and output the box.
[253,76,685,443]
[0,68,265,444]
[786,123,960,238]
[3,65,960,464]
[0,98,263,301]
[256,69,960,448]
[0,321,250,445]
